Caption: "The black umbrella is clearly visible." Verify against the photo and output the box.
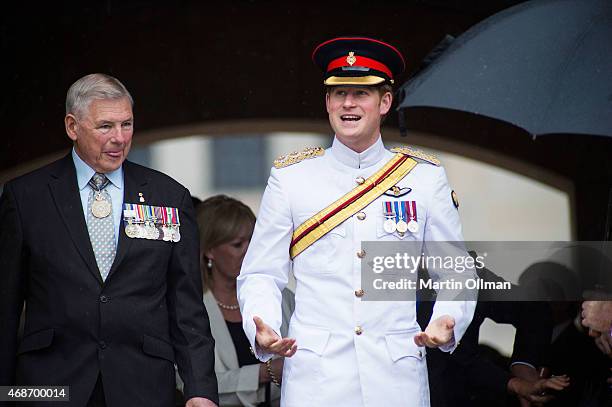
[397,0,612,138]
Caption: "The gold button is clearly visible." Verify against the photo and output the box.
[356,212,366,220]
[355,176,365,185]
[355,326,363,335]
[356,249,366,258]
[354,289,365,297]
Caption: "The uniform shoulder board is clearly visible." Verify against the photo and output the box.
[273,146,325,169]
[391,146,440,166]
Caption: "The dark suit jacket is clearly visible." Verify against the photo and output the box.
[0,154,218,406]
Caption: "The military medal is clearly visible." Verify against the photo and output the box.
[395,201,408,233]
[407,220,418,233]
[166,207,181,242]
[162,225,172,241]
[382,202,397,233]
[92,192,112,218]
[171,227,181,243]
[396,219,408,234]
[405,201,419,233]
[383,219,397,233]
[126,220,139,238]
[160,207,172,241]
[136,204,147,238]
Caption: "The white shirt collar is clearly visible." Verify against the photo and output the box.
[330,135,386,169]
[72,148,123,191]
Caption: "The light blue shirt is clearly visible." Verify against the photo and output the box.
[72,149,124,244]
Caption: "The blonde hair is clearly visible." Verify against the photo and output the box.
[197,195,255,291]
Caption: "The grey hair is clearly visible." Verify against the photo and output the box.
[65,73,134,117]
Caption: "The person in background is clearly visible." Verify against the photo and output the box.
[421,257,569,407]
[178,195,294,407]
[582,299,612,338]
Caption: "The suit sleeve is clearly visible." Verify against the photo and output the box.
[237,167,292,361]
[167,188,218,403]
[423,165,477,352]
[0,183,26,385]
[510,301,552,368]
[478,267,552,368]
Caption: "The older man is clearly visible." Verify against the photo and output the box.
[0,74,217,407]
[238,37,477,406]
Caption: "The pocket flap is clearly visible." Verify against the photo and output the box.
[293,325,331,356]
[17,328,54,354]
[384,330,425,362]
[142,334,175,362]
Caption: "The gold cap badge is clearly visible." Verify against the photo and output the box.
[346,51,356,66]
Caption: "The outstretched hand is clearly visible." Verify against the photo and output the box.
[254,316,297,357]
[414,315,455,348]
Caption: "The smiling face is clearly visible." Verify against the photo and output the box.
[65,97,133,173]
[326,86,392,153]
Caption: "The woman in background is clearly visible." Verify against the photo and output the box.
[191,195,294,407]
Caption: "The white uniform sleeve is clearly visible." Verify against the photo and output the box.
[423,165,477,352]
[237,167,292,361]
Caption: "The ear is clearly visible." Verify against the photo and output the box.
[204,248,215,261]
[325,91,331,114]
[65,114,79,142]
[379,91,393,116]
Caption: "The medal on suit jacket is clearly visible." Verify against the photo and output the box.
[144,206,160,240]
[123,203,182,241]
[166,207,181,242]
[125,219,139,238]
[92,192,112,218]
[123,204,141,237]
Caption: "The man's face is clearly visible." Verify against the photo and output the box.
[326,86,392,152]
[65,97,133,173]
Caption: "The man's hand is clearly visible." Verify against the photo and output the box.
[507,375,570,405]
[594,333,612,357]
[186,397,217,407]
[581,300,612,335]
[254,316,297,357]
[414,315,455,348]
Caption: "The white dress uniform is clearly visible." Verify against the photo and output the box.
[237,136,476,407]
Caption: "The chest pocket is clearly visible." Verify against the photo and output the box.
[294,212,347,273]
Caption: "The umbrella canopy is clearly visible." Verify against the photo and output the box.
[397,0,612,138]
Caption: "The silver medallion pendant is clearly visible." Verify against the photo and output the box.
[137,224,147,239]
[396,220,408,234]
[125,222,139,238]
[161,226,172,241]
[407,220,419,233]
[146,226,160,240]
[92,194,112,218]
[144,222,159,240]
[383,218,397,234]
[171,226,181,242]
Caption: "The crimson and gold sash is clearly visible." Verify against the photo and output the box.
[290,153,418,259]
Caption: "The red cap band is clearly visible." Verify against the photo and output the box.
[327,55,393,79]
